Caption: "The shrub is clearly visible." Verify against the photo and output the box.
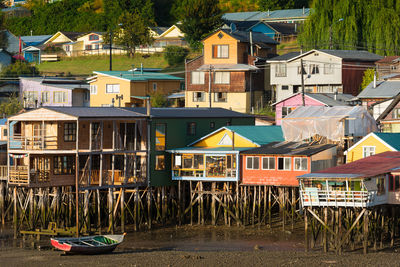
[164,46,189,66]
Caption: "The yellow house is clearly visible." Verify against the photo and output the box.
[62,32,109,57]
[345,132,400,163]
[44,31,84,46]
[185,29,278,114]
[89,70,183,107]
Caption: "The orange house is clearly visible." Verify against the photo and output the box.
[241,142,337,186]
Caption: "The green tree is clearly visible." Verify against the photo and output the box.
[360,68,376,92]
[174,0,222,49]
[164,45,189,66]
[0,61,39,77]
[258,0,309,10]
[150,91,168,107]
[0,95,22,116]
[113,10,154,58]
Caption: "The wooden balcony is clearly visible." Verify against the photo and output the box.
[0,165,7,181]
[79,169,147,186]
[9,166,29,185]
[10,134,57,150]
[300,189,378,208]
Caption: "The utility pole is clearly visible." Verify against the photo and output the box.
[301,58,305,106]
[109,31,113,71]
[208,65,212,108]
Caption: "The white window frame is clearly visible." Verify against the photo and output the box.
[191,71,205,84]
[363,146,375,158]
[324,63,334,74]
[153,82,157,91]
[53,91,67,103]
[214,92,227,102]
[106,84,120,94]
[90,84,97,95]
[277,157,291,171]
[193,91,205,102]
[294,157,308,171]
[41,91,50,103]
[309,64,320,74]
[246,156,260,170]
[262,156,275,170]
[213,44,229,58]
[275,64,287,77]
[214,72,230,84]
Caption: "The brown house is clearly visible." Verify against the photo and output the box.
[375,56,400,78]
[185,29,278,114]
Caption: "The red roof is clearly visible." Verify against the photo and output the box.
[376,56,400,64]
[316,151,400,177]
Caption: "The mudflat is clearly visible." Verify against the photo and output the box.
[1,225,400,266]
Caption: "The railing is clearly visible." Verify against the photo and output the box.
[172,168,237,180]
[9,166,29,185]
[300,189,377,208]
[10,134,58,150]
[0,165,7,180]
[30,170,50,183]
[79,169,147,186]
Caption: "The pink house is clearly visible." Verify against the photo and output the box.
[272,92,355,125]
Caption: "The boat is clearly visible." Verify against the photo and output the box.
[50,234,125,254]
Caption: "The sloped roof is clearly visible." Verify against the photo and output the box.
[224,21,260,31]
[150,27,169,35]
[273,92,353,106]
[299,151,400,179]
[224,125,284,145]
[21,35,52,46]
[45,107,146,118]
[242,142,336,156]
[222,8,310,22]
[376,94,400,122]
[60,31,86,42]
[267,52,300,62]
[123,107,254,118]
[318,50,383,62]
[266,22,297,35]
[93,71,183,81]
[374,132,400,151]
[357,80,400,99]
[376,56,400,64]
[220,29,278,45]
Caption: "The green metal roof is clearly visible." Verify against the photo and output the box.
[224,125,284,145]
[167,147,250,153]
[374,132,400,151]
[94,71,183,81]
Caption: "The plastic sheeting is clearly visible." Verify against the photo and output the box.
[281,106,378,142]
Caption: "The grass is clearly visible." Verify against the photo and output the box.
[37,53,169,76]
[277,40,301,55]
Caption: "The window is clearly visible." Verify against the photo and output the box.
[54,91,67,103]
[262,157,275,170]
[297,65,307,75]
[214,72,230,84]
[282,107,295,118]
[24,91,38,103]
[106,84,120,93]
[155,155,165,170]
[275,64,287,77]
[41,91,50,103]
[191,71,205,84]
[193,92,205,102]
[210,122,215,129]
[187,122,196,136]
[85,44,92,50]
[282,85,289,90]
[278,157,291,170]
[84,91,89,102]
[294,157,308,171]
[90,85,97,95]
[54,156,75,175]
[377,177,385,196]
[324,63,334,74]
[64,123,76,142]
[309,64,319,74]
[363,146,375,158]
[246,156,260,170]
[214,92,227,102]
[94,44,99,50]
[155,123,166,151]
[396,175,400,191]
[393,108,400,119]
[65,45,70,52]
[153,83,157,91]
[212,45,229,58]
[3,129,6,138]
[89,34,99,41]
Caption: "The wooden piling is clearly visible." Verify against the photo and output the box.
[363,209,369,254]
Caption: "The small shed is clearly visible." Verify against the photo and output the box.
[22,46,41,63]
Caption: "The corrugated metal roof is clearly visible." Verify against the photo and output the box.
[318,49,383,62]
[267,52,300,62]
[123,107,254,118]
[224,125,284,145]
[45,107,146,118]
[197,64,259,71]
[266,22,297,35]
[374,132,400,150]
[167,147,248,153]
[222,9,310,22]
[241,142,336,156]
[304,151,400,178]
[306,93,353,106]
[221,29,278,44]
[94,71,183,81]
[21,35,52,46]
[150,27,169,35]
[357,80,400,99]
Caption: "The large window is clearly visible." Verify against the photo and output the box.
[297,64,307,75]
[262,157,275,170]
[54,91,67,103]
[214,72,230,84]
[193,92,205,102]
[24,91,38,103]
[309,64,320,74]
[390,175,400,191]
[191,71,205,84]
[278,157,291,170]
[324,63,334,74]
[155,155,165,170]
[377,177,385,196]
[212,45,229,58]
[214,92,227,102]
[41,91,50,103]
[393,108,400,119]
[106,84,120,93]
[85,44,92,50]
[155,123,166,151]
[246,156,260,170]
[89,34,99,41]
[64,123,76,142]
[275,64,287,77]
[54,156,75,175]
[187,122,196,136]
[363,146,375,158]
[282,107,295,118]
[294,157,308,171]
[90,85,97,95]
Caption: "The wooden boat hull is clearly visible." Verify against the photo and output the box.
[51,234,124,255]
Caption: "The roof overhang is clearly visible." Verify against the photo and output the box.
[197,64,259,71]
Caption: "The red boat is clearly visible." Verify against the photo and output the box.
[51,234,125,254]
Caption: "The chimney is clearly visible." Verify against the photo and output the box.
[249,31,253,57]
[146,97,151,116]
[373,71,377,88]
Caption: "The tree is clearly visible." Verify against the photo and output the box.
[174,0,222,49]
[360,68,376,92]
[113,10,153,58]
[164,46,189,66]
[258,0,309,10]
[0,95,22,116]
[150,91,168,107]
[0,61,39,77]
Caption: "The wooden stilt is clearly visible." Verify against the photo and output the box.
[263,186,267,226]
[178,181,182,225]
[338,207,342,255]
[121,188,125,232]
[268,186,272,229]
[108,188,114,234]
[391,206,395,247]
[13,187,17,239]
[0,182,4,226]
[147,187,152,230]
[236,182,239,227]
[305,208,309,252]
[363,209,369,254]
[84,190,89,233]
[323,207,328,253]
[211,182,216,225]
[190,181,193,226]
[97,189,101,234]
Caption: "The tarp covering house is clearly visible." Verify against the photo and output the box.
[281,106,377,142]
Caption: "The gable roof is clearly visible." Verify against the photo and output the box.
[43,107,146,119]
[21,35,52,46]
[357,80,400,99]
[159,25,184,38]
[373,132,400,150]
[273,92,353,106]
[376,93,400,122]
[242,142,336,156]
[92,71,183,82]
[45,31,86,44]
[267,52,300,62]
[345,132,399,154]
[150,27,169,36]
[224,125,284,145]
[218,29,278,45]
[266,22,297,35]
[299,151,400,179]
[376,56,400,64]
[222,8,310,22]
